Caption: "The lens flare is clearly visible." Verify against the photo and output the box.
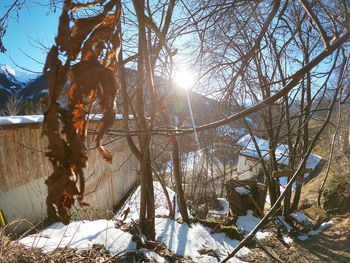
[173,70,195,89]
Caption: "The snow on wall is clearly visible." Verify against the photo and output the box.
[0,115,44,125]
[0,114,134,126]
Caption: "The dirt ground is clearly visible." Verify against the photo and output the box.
[239,213,350,263]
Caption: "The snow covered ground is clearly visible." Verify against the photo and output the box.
[297,220,333,241]
[289,211,313,226]
[236,210,272,240]
[275,213,333,242]
[115,182,253,262]
[17,181,334,262]
[155,217,250,262]
[115,181,182,222]
[19,220,136,254]
[208,198,230,216]
[19,182,254,262]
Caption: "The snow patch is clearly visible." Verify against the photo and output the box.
[208,198,229,215]
[236,210,272,240]
[142,249,170,263]
[282,236,293,244]
[308,220,333,236]
[297,220,333,241]
[276,215,293,231]
[19,220,136,254]
[255,231,272,239]
[115,181,181,222]
[88,114,134,121]
[234,186,251,195]
[0,64,40,83]
[39,89,48,94]
[155,218,250,262]
[289,211,312,226]
[0,115,44,125]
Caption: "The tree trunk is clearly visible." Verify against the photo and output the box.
[171,136,190,223]
[139,142,155,240]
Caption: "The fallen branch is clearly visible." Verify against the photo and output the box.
[254,237,283,263]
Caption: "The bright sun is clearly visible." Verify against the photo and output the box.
[173,70,195,89]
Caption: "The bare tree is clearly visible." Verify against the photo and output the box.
[177,0,350,214]
[0,94,22,116]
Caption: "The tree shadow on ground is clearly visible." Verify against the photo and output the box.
[297,231,350,262]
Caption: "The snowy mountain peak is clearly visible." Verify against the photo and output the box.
[0,64,16,77]
[0,64,40,83]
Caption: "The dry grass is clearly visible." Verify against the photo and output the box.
[301,145,350,214]
[241,136,350,263]
[240,216,350,263]
[0,217,142,263]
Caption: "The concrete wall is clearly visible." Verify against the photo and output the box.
[0,176,47,228]
[0,120,139,229]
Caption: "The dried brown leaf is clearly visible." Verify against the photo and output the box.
[43,0,121,225]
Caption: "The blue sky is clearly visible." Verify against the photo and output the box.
[0,1,60,73]
[0,1,198,89]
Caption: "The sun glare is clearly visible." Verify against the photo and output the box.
[173,70,195,89]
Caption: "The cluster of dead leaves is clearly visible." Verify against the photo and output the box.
[42,0,121,224]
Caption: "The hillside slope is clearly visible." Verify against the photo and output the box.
[242,139,350,262]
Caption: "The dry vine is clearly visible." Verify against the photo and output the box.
[42,0,121,224]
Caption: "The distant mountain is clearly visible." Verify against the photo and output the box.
[0,65,24,107]
[0,65,47,112]
[18,74,48,102]
[0,65,250,135]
